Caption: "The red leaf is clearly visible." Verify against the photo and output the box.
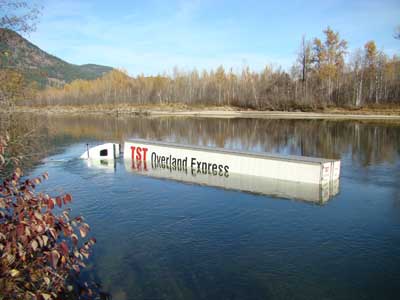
[71,233,78,246]
[16,224,24,237]
[49,228,58,240]
[36,224,45,234]
[45,215,55,226]
[49,250,60,269]
[79,226,88,238]
[63,227,71,237]
[34,211,43,221]
[31,239,39,251]
[48,198,54,210]
[56,197,62,208]
[64,193,72,204]
[60,241,69,257]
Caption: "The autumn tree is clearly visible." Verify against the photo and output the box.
[215,66,226,105]
[0,69,23,104]
[297,35,313,100]
[313,27,347,104]
[364,41,379,103]
[349,49,364,107]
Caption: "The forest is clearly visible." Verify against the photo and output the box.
[20,27,400,111]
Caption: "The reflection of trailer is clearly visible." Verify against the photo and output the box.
[124,161,340,204]
[80,139,341,184]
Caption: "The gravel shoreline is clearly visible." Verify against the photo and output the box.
[7,106,400,120]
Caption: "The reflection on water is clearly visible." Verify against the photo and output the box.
[85,159,116,172]
[123,159,339,203]
[16,114,400,300]
[16,113,399,167]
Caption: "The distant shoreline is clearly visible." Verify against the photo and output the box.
[8,105,400,120]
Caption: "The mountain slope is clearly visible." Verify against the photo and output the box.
[0,28,113,88]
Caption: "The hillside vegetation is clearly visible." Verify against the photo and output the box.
[0,28,113,88]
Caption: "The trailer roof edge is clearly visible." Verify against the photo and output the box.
[126,138,338,164]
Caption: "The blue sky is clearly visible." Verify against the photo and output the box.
[27,0,400,76]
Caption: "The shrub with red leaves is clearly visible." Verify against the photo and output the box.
[0,135,97,300]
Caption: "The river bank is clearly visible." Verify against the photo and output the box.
[9,104,400,120]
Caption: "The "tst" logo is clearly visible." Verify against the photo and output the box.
[130,146,148,161]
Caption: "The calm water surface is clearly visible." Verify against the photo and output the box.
[26,115,400,300]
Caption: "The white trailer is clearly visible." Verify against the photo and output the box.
[80,143,120,160]
[123,139,340,185]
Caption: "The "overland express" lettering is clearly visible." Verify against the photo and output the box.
[130,145,229,177]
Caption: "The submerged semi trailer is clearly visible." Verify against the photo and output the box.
[121,139,340,185]
[80,139,341,203]
[80,139,341,184]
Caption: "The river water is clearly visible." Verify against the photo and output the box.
[23,115,400,300]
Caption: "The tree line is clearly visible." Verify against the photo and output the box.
[21,27,400,110]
